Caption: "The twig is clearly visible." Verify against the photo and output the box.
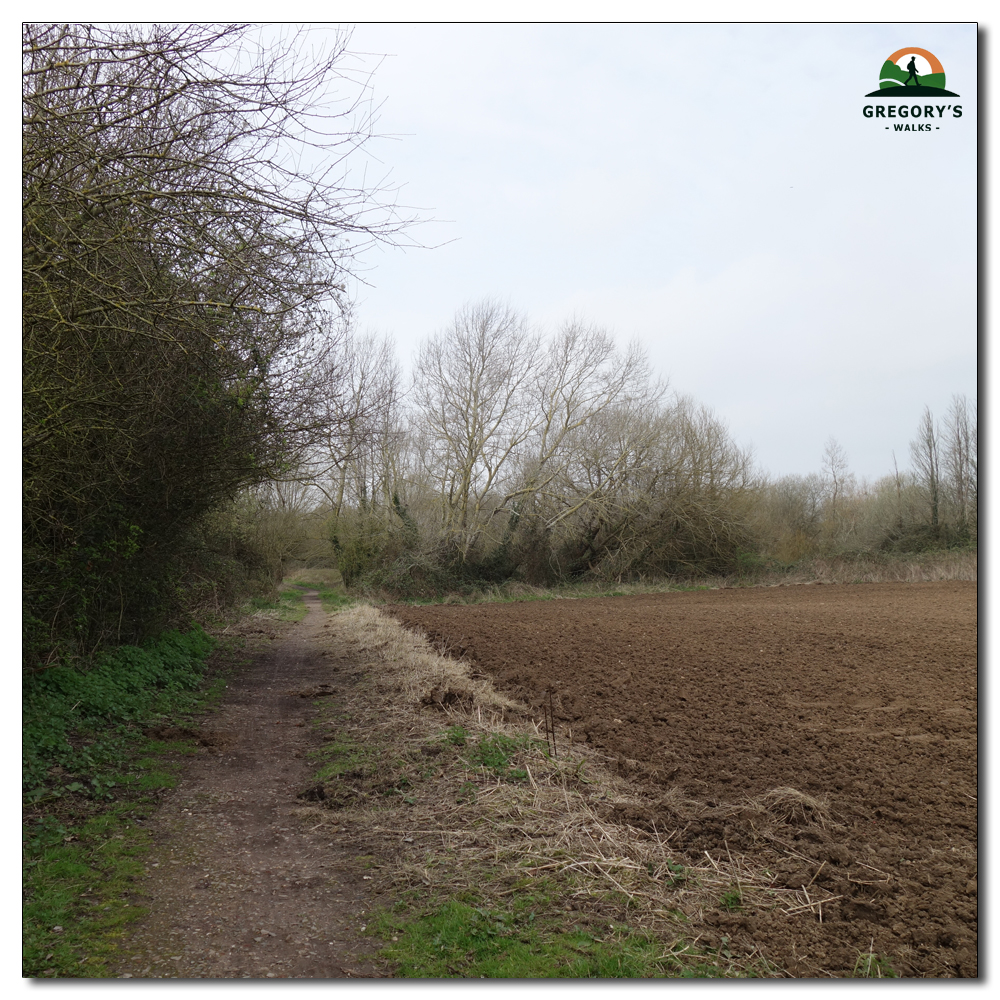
[804,861,826,888]
[781,893,843,916]
[592,861,636,900]
[543,690,558,759]
[856,862,891,877]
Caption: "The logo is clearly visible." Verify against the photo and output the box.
[865,48,959,97]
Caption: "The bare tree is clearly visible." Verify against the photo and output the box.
[942,394,977,539]
[520,323,663,521]
[753,473,826,562]
[311,329,405,517]
[412,300,541,561]
[542,395,667,573]
[820,437,857,549]
[821,438,852,509]
[536,393,755,579]
[910,406,942,538]
[24,22,408,473]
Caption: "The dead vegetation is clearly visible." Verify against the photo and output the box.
[762,549,977,585]
[289,603,876,977]
[751,787,832,829]
[337,548,977,612]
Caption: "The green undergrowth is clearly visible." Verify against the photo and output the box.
[370,899,752,978]
[23,627,241,978]
[23,627,216,798]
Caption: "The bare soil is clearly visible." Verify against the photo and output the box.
[387,581,978,977]
[112,592,389,979]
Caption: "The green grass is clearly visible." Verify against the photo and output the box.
[719,888,743,912]
[370,899,751,978]
[463,732,539,782]
[287,581,354,613]
[25,795,162,977]
[250,588,309,621]
[309,735,375,782]
[851,948,898,978]
[22,627,237,978]
[441,725,469,747]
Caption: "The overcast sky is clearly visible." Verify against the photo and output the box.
[314,21,977,484]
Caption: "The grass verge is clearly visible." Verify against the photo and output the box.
[292,605,792,978]
[282,568,353,613]
[289,582,353,614]
[372,899,744,978]
[249,587,310,622]
[22,628,249,978]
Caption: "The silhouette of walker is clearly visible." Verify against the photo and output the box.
[903,56,920,86]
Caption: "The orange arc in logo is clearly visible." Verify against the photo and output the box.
[886,47,944,75]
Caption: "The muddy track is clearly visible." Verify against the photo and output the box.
[113,592,389,979]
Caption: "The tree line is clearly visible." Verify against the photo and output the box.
[298,300,753,591]
[282,303,975,596]
[22,23,407,668]
[754,396,976,564]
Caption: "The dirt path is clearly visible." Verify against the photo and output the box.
[113,592,389,979]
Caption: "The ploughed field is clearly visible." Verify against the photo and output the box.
[388,582,977,977]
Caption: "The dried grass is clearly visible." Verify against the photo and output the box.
[750,787,832,829]
[352,549,975,611]
[331,604,519,713]
[301,604,809,975]
[762,550,977,586]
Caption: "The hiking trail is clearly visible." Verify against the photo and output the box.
[113,592,389,979]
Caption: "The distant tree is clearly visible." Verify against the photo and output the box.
[822,438,851,510]
[819,437,858,550]
[327,331,406,522]
[412,300,541,563]
[523,324,662,530]
[408,304,666,573]
[942,394,977,541]
[909,406,942,540]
